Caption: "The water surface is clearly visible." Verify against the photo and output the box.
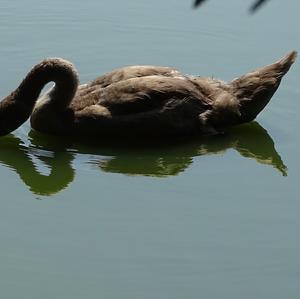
[0,1,300,298]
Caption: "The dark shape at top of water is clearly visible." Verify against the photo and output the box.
[193,0,207,8]
[249,0,270,13]
[0,122,287,196]
[193,0,270,13]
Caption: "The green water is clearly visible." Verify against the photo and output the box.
[0,0,300,298]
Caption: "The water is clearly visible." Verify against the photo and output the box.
[0,0,300,298]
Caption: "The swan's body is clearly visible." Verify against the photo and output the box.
[0,51,297,138]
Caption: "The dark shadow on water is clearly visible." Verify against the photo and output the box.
[0,122,287,196]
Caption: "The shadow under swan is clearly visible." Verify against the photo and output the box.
[0,121,287,196]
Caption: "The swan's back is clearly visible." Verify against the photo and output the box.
[70,65,210,116]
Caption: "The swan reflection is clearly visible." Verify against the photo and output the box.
[0,122,287,196]
[96,122,287,177]
[0,134,74,195]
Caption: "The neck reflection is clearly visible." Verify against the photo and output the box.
[0,134,75,196]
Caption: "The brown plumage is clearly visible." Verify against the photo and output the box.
[0,51,297,139]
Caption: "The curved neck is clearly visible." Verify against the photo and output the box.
[15,58,79,109]
[0,58,79,136]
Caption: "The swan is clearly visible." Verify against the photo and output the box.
[0,51,297,139]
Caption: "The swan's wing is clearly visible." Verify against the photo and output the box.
[72,67,184,111]
[87,65,181,88]
[72,76,211,137]
[95,75,208,115]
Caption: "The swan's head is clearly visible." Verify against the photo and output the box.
[0,98,16,136]
[0,96,32,136]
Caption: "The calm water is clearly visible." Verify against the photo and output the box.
[0,0,300,298]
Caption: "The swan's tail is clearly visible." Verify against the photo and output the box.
[230,51,297,123]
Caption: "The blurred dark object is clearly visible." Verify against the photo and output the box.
[193,0,270,13]
[249,0,270,13]
[193,0,207,8]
